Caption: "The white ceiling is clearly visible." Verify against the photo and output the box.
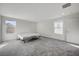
[0,3,79,22]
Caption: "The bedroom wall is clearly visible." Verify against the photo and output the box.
[1,16,37,41]
[0,16,2,43]
[64,13,79,44]
[37,18,65,40]
[16,19,37,34]
[37,13,79,44]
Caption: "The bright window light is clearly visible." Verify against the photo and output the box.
[5,20,16,33]
[54,21,63,34]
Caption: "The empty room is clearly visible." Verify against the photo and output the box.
[0,3,79,56]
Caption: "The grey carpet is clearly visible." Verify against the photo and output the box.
[0,37,79,56]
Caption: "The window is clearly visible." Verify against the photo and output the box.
[54,21,63,34]
[5,20,16,33]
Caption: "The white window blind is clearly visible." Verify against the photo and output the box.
[54,21,63,34]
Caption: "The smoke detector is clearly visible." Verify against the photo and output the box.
[62,3,71,8]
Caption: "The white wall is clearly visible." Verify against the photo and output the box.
[1,16,37,41]
[16,19,37,33]
[37,13,79,44]
[0,16,2,43]
[37,19,65,40]
[64,13,79,44]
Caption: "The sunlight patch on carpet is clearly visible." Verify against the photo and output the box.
[69,44,79,48]
[0,43,8,48]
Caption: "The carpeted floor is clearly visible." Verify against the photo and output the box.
[0,37,79,56]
